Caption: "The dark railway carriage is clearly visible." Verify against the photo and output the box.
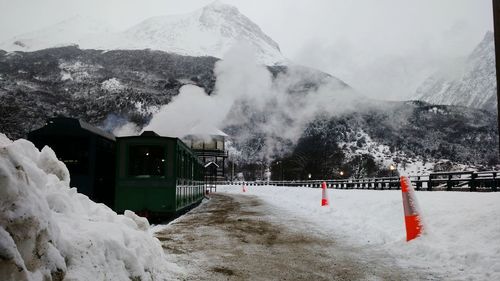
[115,131,204,217]
[27,117,116,207]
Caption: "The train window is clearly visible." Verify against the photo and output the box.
[184,152,188,178]
[177,150,181,176]
[128,145,166,177]
[181,152,185,178]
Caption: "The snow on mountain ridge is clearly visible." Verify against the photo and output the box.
[1,15,113,51]
[116,1,284,64]
[0,2,285,65]
[415,31,497,111]
[199,2,280,51]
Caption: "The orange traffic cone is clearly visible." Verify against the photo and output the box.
[242,183,247,192]
[400,176,423,241]
[321,181,329,206]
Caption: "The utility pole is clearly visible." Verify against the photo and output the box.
[493,0,500,158]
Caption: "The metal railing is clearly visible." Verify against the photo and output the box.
[217,170,500,192]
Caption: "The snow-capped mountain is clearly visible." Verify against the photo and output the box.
[0,1,285,65]
[415,31,497,111]
[0,15,114,51]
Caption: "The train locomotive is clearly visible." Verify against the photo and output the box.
[28,117,205,219]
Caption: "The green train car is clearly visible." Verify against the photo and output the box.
[115,131,205,217]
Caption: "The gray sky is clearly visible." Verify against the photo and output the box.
[0,0,493,100]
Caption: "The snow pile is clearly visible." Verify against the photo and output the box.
[219,185,500,280]
[0,134,176,281]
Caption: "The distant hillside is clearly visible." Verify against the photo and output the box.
[2,44,499,182]
[0,46,218,138]
[239,101,498,180]
[0,46,347,139]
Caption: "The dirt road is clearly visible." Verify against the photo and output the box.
[155,193,439,280]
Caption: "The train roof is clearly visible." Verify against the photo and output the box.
[116,131,178,141]
[29,117,115,141]
[117,131,202,164]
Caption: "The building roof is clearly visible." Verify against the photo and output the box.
[204,161,220,168]
[184,122,228,137]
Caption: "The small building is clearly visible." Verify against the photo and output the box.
[183,125,228,181]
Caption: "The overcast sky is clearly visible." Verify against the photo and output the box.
[0,0,493,100]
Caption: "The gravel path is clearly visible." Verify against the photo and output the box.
[155,193,439,280]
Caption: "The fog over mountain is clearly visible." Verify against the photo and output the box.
[416,31,497,111]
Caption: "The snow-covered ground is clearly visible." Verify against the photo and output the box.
[219,185,500,280]
[0,134,180,281]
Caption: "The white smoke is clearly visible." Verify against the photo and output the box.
[143,84,219,137]
[131,43,358,162]
[113,121,140,137]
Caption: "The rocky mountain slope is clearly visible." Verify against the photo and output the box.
[416,31,497,111]
[237,100,498,180]
[289,101,497,178]
[1,46,497,178]
[0,2,285,65]
[0,46,346,138]
[0,46,218,138]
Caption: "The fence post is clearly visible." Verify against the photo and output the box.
[494,172,498,191]
[428,174,433,191]
[447,174,453,191]
[470,173,477,192]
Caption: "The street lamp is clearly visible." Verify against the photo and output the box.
[339,170,344,177]
[390,164,396,177]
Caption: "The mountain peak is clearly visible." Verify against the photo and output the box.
[1,2,285,65]
[195,1,281,57]
[202,1,238,12]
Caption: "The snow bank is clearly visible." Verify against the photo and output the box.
[219,185,500,280]
[0,134,176,281]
